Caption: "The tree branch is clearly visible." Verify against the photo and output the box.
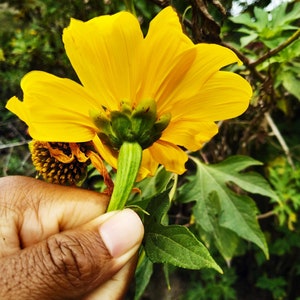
[257,210,276,220]
[250,28,300,67]
[265,112,295,168]
[220,41,266,82]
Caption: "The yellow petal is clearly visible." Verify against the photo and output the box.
[139,149,159,179]
[63,12,143,110]
[6,71,98,142]
[137,7,196,102]
[169,71,251,121]
[157,44,244,114]
[149,140,188,174]
[6,96,30,125]
[92,135,118,170]
[161,120,218,151]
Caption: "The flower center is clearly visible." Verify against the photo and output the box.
[30,141,91,185]
[91,99,171,150]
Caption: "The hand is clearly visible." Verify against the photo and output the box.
[0,176,144,300]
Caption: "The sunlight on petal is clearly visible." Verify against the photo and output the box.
[137,6,195,102]
[169,71,251,121]
[149,140,188,174]
[63,12,143,110]
[162,120,219,151]
[92,135,118,169]
[6,96,30,125]
[6,71,98,142]
[139,149,159,179]
[157,44,243,113]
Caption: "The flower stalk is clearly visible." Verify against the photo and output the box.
[107,141,142,211]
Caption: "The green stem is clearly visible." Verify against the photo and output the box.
[124,0,136,15]
[107,141,142,211]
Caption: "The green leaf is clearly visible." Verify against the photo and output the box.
[143,189,222,272]
[271,2,288,28]
[201,155,277,199]
[281,71,300,101]
[128,166,174,208]
[213,226,241,263]
[229,13,255,29]
[229,2,300,49]
[240,32,259,47]
[272,2,300,28]
[196,191,241,263]
[253,6,269,31]
[134,252,153,300]
[144,223,223,273]
[178,155,272,259]
[144,189,171,225]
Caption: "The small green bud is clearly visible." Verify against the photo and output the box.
[90,99,172,150]
[138,130,162,149]
[98,132,122,149]
[132,98,157,119]
[154,112,171,132]
[131,99,157,138]
[120,100,132,116]
[111,111,134,142]
[90,110,111,134]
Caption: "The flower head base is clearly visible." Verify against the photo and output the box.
[92,99,171,150]
[30,141,91,185]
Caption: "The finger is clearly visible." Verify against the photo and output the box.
[0,176,109,257]
[84,254,138,300]
[0,209,144,300]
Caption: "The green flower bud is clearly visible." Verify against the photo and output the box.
[91,99,172,150]
[154,112,171,132]
[131,99,157,138]
[111,111,134,142]
[90,109,110,132]
[90,110,120,149]
[119,100,132,116]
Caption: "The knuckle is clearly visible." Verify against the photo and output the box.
[44,231,104,286]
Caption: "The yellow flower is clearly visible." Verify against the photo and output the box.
[6,6,251,178]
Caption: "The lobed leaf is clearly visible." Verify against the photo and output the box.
[178,155,273,259]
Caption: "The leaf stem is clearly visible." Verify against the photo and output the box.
[107,141,142,211]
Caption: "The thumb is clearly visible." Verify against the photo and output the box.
[0,209,144,300]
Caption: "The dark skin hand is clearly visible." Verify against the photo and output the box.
[0,176,144,300]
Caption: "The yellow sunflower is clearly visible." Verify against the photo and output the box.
[6,6,251,179]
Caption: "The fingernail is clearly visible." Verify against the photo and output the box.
[99,209,144,258]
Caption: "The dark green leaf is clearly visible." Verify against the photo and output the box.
[128,167,174,208]
[144,223,222,273]
[134,252,153,300]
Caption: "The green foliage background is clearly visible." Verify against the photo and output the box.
[1,0,300,299]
